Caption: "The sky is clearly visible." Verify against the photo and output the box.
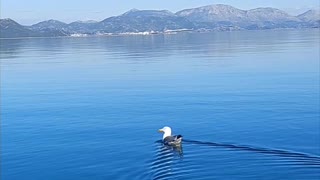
[1,0,319,25]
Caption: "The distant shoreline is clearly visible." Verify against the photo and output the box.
[0,28,320,40]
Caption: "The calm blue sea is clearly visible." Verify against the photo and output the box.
[1,29,320,180]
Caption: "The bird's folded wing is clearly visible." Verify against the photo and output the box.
[164,135,181,142]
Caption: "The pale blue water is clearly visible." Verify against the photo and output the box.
[1,29,320,180]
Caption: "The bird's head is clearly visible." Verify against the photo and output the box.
[158,126,172,137]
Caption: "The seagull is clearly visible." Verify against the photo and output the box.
[158,126,182,146]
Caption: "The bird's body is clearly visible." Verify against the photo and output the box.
[158,126,182,146]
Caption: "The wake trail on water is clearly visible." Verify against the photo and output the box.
[151,139,320,180]
[182,139,320,166]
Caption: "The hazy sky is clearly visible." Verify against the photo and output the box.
[1,0,319,25]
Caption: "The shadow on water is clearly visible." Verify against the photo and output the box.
[183,139,320,166]
[151,141,183,180]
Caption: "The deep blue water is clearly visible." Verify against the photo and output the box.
[1,30,320,180]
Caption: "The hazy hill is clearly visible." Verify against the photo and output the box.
[98,9,194,33]
[297,9,320,22]
[1,4,319,38]
[0,18,40,38]
[175,5,300,22]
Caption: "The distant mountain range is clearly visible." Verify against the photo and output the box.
[1,4,319,38]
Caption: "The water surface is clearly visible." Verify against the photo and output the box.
[1,29,320,179]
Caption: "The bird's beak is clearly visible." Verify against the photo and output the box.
[158,129,164,133]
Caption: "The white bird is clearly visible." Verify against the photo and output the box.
[158,126,182,146]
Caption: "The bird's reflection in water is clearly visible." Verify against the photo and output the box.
[166,144,183,158]
[152,142,183,180]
